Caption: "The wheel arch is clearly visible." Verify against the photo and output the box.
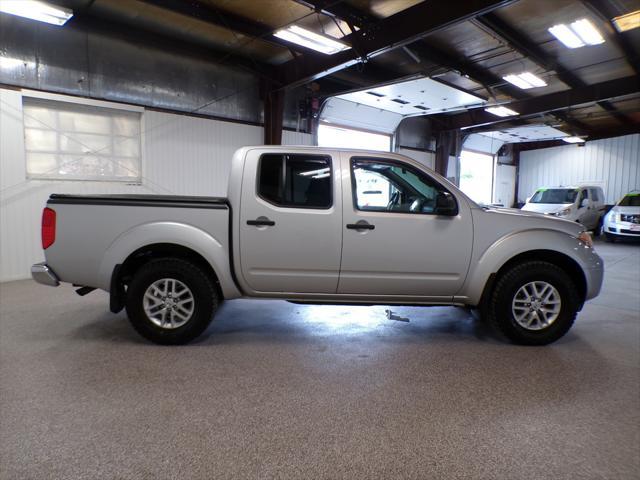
[110,243,223,313]
[479,249,587,310]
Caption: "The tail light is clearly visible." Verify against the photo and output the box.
[42,207,56,249]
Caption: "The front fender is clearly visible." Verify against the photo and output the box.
[97,221,241,299]
[459,229,603,305]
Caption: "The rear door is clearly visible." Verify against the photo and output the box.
[337,153,473,298]
[239,150,343,294]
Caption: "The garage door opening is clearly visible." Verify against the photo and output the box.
[459,150,494,205]
[318,123,391,152]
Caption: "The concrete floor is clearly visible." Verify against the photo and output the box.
[1,239,638,479]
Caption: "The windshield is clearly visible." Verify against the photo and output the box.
[619,194,640,207]
[529,188,578,204]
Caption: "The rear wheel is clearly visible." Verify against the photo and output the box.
[483,261,580,345]
[125,258,219,345]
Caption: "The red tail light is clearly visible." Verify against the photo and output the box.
[42,207,56,249]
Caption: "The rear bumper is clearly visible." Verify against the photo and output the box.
[31,263,60,287]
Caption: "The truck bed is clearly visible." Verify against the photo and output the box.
[44,194,233,292]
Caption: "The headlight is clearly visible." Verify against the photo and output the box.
[554,207,571,217]
[578,231,593,248]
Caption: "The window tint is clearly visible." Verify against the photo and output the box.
[351,158,450,214]
[258,154,332,208]
[619,194,640,207]
[589,188,601,202]
[578,189,588,205]
[530,188,578,204]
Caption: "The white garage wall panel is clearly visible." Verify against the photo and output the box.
[0,88,313,281]
[518,134,640,204]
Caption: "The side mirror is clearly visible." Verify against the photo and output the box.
[581,198,589,208]
[525,196,531,203]
[434,191,458,216]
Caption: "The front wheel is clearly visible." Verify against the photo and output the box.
[483,261,580,345]
[125,258,219,345]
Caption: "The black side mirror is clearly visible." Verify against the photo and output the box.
[434,191,458,216]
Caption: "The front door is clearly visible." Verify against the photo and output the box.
[338,154,473,298]
[239,150,343,294]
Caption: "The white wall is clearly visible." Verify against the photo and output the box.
[0,88,312,281]
[518,134,640,203]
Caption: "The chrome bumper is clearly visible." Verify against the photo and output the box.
[31,262,60,287]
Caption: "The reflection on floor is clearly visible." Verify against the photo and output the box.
[1,239,638,479]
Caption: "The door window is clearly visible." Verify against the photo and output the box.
[578,189,588,206]
[258,154,332,209]
[589,188,601,202]
[351,158,453,214]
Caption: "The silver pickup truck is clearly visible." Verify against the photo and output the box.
[32,146,603,345]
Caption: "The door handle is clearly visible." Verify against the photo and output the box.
[247,218,275,227]
[346,222,375,230]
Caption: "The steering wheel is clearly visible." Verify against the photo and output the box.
[410,198,425,212]
[387,191,400,210]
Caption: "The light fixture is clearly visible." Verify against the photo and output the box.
[485,106,519,117]
[562,136,586,143]
[503,72,547,90]
[274,25,349,55]
[0,0,73,25]
[570,19,605,45]
[548,18,604,48]
[612,10,640,33]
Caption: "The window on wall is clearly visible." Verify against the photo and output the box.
[22,97,142,181]
[318,123,391,152]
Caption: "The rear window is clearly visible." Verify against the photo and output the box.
[258,154,332,209]
[530,188,578,204]
[619,194,640,207]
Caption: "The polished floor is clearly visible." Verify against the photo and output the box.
[1,239,639,479]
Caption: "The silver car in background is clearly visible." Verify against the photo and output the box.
[602,191,640,242]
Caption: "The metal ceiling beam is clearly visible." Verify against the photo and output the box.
[476,12,634,125]
[137,0,319,56]
[581,0,640,76]
[442,76,640,131]
[278,0,518,89]
[299,0,593,134]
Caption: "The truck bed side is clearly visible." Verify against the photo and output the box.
[44,194,241,298]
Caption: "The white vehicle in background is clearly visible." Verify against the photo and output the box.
[521,185,606,232]
[602,191,640,242]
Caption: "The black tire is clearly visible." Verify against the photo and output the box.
[125,258,218,345]
[604,233,616,243]
[592,218,602,237]
[482,261,580,346]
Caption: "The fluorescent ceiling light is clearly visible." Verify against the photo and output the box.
[503,72,547,90]
[548,18,604,48]
[485,106,519,117]
[562,136,586,143]
[548,24,585,48]
[570,19,605,45]
[612,10,640,32]
[274,25,349,55]
[0,0,73,25]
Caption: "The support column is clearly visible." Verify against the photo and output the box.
[262,79,284,145]
[434,130,461,182]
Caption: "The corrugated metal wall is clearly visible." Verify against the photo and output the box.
[0,88,312,281]
[518,134,640,203]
